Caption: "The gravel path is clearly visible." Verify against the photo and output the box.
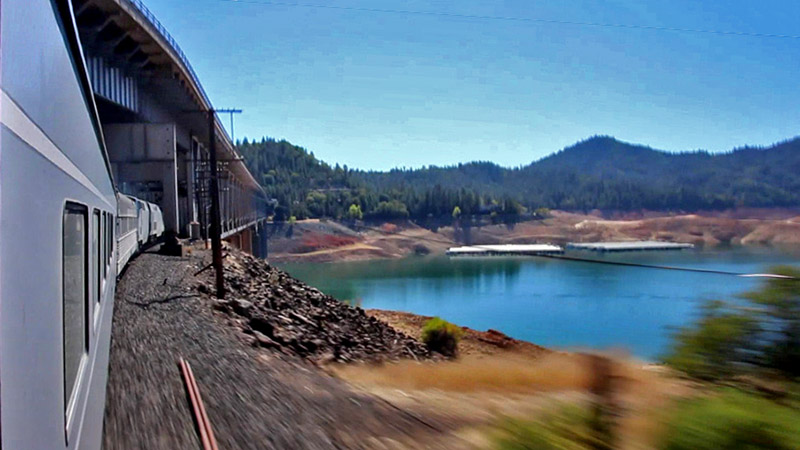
[103,247,450,449]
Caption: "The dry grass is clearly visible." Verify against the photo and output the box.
[333,350,694,449]
[333,353,594,394]
[331,308,702,448]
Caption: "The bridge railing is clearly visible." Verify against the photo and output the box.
[123,0,263,192]
[124,0,234,144]
[125,0,210,105]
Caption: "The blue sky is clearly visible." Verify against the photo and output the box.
[144,0,800,170]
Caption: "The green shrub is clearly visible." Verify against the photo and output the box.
[743,266,800,376]
[659,389,800,450]
[493,405,609,450]
[347,203,363,221]
[663,266,800,380]
[663,301,759,381]
[421,317,463,357]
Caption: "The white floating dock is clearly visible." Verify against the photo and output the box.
[566,241,694,252]
[446,244,564,257]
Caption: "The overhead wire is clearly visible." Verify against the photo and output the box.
[213,0,800,40]
[208,0,797,278]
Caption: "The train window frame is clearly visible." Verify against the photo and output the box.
[93,209,101,308]
[107,212,113,269]
[105,212,109,267]
[63,202,89,432]
[101,212,107,285]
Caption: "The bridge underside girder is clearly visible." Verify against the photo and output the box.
[71,0,267,241]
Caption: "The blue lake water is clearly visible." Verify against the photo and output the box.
[278,248,800,360]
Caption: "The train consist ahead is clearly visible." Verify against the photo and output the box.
[117,194,164,273]
[0,1,163,449]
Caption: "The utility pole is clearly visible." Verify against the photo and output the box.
[206,108,242,299]
[227,110,237,143]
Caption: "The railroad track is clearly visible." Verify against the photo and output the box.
[179,358,219,450]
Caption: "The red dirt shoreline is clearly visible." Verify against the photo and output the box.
[268,210,800,263]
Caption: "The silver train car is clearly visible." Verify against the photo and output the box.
[116,194,139,274]
[134,197,151,247]
[149,203,165,242]
[0,1,164,448]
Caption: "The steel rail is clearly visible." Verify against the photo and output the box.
[179,358,219,450]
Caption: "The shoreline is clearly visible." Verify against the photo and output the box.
[365,308,661,366]
[186,245,686,448]
[266,210,800,263]
[332,308,686,449]
[365,309,552,360]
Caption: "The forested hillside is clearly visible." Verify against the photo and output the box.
[238,135,800,221]
[238,137,521,221]
[237,138,362,220]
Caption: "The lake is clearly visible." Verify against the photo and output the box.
[278,248,800,360]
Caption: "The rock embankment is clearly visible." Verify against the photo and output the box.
[105,247,453,449]
[201,248,431,363]
[367,309,551,359]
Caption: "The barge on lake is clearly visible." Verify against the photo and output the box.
[566,241,694,252]
[446,244,564,257]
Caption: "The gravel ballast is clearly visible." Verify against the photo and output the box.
[103,246,447,449]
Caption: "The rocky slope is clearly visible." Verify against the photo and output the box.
[201,247,431,363]
[105,247,453,449]
[366,309,551,359]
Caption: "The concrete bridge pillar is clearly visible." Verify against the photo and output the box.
[104,123,180,233]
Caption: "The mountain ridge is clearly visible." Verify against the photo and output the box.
[237,135,800,219]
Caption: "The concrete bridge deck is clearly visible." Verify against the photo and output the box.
[73,0,268,251]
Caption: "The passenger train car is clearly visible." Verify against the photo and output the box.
[0,1,164,448]
[149,203,165,241]
[134,197,151,247]
[116,194,139,274]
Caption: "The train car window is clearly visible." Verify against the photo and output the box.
[63,203,88,414]
[101,212,107,282]
[107,213,113,267]
[105,213,109,272]
[109,214,113,264]
[93,210,100,305]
